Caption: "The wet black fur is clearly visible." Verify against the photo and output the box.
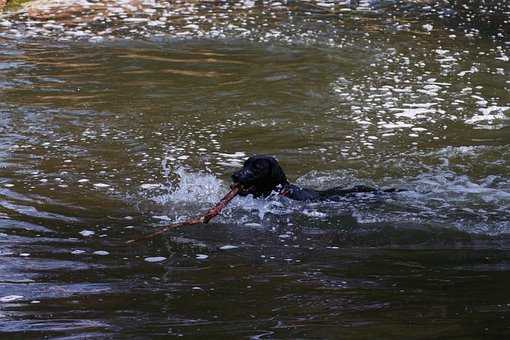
[232,155,400,201]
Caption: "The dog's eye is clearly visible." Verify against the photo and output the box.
[254,162,264,169]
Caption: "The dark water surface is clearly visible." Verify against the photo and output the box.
[1,0,510,338]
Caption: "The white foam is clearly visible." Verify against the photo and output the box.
[465,106,509,126]
[140,183,161,189]
[147,167,224,205]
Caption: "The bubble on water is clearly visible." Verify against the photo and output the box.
[93,250,110,256]
[140,183,161,189]
[79,230,95,237]
[496,55,509,62]
[422,24,433,32]
[0,295,24,302]
[302,209,328,219]
[144,256,166,262]
[219,245,239,250]
[93,183,110,188]
[71,249,86,255]
[152,215,172,221]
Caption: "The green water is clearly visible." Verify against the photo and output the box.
[0,1,509,338]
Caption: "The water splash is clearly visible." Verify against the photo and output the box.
[134,163,510,235]
[140,166,224,205]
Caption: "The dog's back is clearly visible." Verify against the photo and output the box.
[284,184,400,201]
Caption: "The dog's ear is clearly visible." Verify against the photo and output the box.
[268,157,288,185]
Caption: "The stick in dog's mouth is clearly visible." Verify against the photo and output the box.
[231,183,255,194]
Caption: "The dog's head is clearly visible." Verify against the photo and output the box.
[231,155,289,197]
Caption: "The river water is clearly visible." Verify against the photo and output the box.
[1,0,509,338]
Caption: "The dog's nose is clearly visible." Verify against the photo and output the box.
[232,172,240,182]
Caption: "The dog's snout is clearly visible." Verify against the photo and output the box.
[232,172,241,182]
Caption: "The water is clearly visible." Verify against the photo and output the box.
[1,0,510,338]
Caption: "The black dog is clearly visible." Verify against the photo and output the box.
[232,155,400,201]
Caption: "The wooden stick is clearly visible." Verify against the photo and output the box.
[125,185,240,244]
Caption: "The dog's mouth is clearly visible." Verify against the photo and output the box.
[230,183,256,196]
